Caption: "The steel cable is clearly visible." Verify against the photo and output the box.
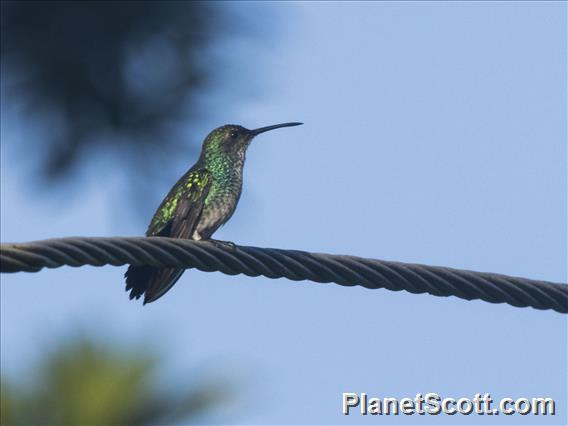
[1,237,566,313]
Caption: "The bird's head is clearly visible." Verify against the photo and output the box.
[200,122,303,162]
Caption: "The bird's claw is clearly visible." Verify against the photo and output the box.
[209,239,237,250]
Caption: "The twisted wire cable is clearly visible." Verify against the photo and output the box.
[1,237,566,313]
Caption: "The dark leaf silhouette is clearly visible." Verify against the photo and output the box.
[1,1,249,207]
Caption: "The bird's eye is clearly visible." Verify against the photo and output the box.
[230,131,238,139]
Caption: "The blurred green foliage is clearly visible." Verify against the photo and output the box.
[1,338,229,425]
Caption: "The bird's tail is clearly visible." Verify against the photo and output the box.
[125,266,184,304]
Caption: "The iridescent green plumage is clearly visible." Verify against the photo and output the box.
[147,169,211,237]
[125,122,302,304]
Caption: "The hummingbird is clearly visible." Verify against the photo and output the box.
[125,122,303,304]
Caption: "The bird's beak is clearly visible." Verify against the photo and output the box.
[248,122,303,136]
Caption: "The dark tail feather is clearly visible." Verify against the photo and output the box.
[125,266,184,304]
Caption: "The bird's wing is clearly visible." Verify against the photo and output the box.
[146,168,211,239]
[125,168,211,304]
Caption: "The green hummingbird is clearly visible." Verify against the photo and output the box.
[125,122,303,304]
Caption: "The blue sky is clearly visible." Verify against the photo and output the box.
[1,2,566,425]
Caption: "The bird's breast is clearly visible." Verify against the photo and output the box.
[196,169,243,238]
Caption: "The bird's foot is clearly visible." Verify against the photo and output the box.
[208,239,237,250]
